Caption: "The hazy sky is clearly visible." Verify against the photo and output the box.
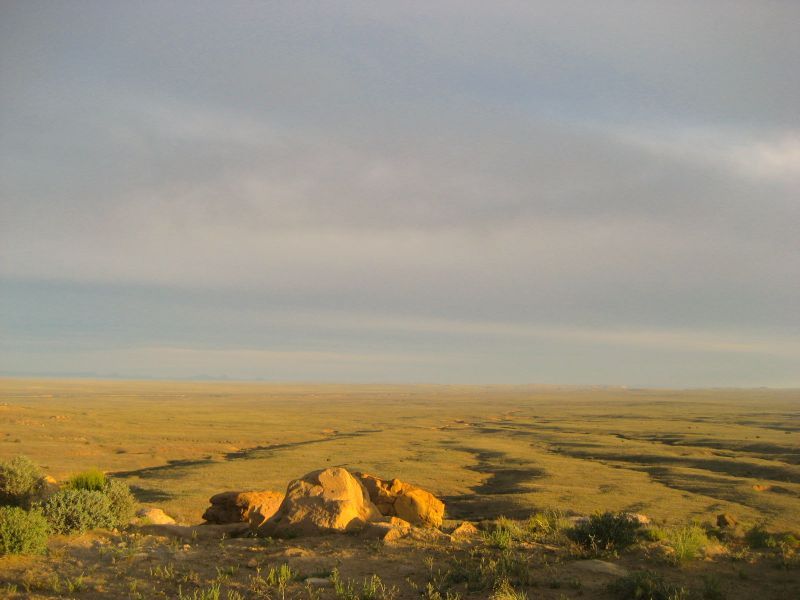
[1,1,799,386]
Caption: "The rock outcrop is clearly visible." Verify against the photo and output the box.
[257,468,383,537]
[202,491,283,526]
[355,472,445,528]
[716,513,737,528]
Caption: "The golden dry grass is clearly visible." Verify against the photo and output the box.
[1,378,797,529]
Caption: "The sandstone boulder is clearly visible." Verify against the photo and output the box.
[355,473,445,528]
[362,517,412,542]
[137,507,175,525]
[203,490,283,526]
[258,468,382,537]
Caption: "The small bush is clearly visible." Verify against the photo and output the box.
[570,512,641,553]
[42,488,116,534]
[0,506,49,555]
[102,478,136,527]
[0,455,43,507]
[67,468,107,491]
[608,570,690,600]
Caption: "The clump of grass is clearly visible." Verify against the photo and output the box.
[448,548,534,591]
[526,508,569,541]
[0,506,49,555]
[0,456,43,508]
[701,575,726,600]
[569,512,641,554]
[66,469,107,491]
[608,570,690,600]
[330,569,397,600]
[41,488,116,534]
[177,584,221,600]
[669,524,710,563]
[489,578,527,600]
[642,525,669,543]
[483,516,525,549]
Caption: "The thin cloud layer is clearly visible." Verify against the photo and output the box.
[1,1,798,385]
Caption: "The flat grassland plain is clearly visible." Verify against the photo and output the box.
[1,378,799,598]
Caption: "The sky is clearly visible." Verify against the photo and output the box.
[1,1,799,386]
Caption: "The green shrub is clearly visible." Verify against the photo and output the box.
[42,488,116,534]
[102,478,136,527]
[67,468,107,491]
[0,455,43,507]
[0,506,49,555]
[570,512,641,553]
[608,570,690,600]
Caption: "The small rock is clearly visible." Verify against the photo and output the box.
[136,508,176,525]
[203,490,283,526]
[355,473,445,528]
[451,521,479,538]
[246,558,259,568]
[716,513,737,528]
[623,512,650,526]
[573,559,629,577]
[703,544,728,559]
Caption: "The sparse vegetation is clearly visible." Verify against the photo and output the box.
[0,505,49,555]
[331,569,398,600]
[489,578,527,600]
[178,583,221,600]
[608,570,690,600]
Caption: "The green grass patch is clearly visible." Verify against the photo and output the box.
[66,468,107,491]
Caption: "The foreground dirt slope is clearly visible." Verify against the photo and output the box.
[1,524,799,600]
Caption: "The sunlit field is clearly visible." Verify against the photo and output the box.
[2,378,798,528]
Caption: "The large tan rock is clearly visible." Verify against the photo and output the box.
[258,468,382,537]
[355,473,444,528]
[203,491,283,526]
